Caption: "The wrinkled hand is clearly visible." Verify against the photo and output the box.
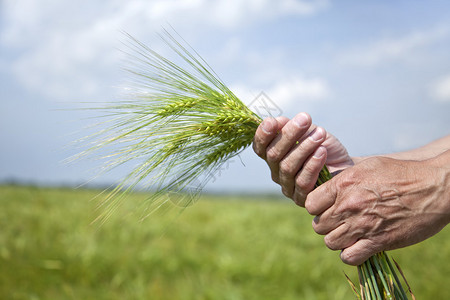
[253,112,353,206]
[306,154,450,265]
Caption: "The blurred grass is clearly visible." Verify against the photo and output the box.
[0,185,449,299]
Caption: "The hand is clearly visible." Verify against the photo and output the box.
[252,112,353,206]
[306,154,450,265]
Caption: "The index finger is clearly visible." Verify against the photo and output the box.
[252,116,289,159]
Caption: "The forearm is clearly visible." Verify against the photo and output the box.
[429,149,450,224]
[352,134,450,164]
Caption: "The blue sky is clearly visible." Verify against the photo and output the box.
[1,0,449,193]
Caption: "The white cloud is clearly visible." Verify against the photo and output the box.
[1,1,128,101]
[430,75,450,103]
[267,76,329,106]
[1,0,329,44]
[131,0,330,30]
[340,26,450,66]
[0,0,329,101]
[204,0,329,29]
[232,75,329,113]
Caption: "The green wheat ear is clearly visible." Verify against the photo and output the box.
[77,29,263,223]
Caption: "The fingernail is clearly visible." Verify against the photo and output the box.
[261,118,274,133]
[309,127,324,142]
[313,146,326,159]
[293,113,309,128]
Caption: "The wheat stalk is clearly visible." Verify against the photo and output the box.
[76,28,413,299]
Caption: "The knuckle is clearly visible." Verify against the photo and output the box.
[324,235,339,251]
[313,221,329,236]
[304,196,316,215]
[297,135,317,151]
[311,218,320,233]
[266,147,281,163]
[252,142,263,158]
[281,187,292,198]
[342,195,361,212]
[336,170,359,190]
[279,159,296,177]
[302,160,318,176]
[270,171,280,184]
[281,127,298,141]
[295,179,308,192]
[295,176,314,194]
[293,193,306,207]
[336,176,352,190]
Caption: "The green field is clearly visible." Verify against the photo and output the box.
[0,185,449,299]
